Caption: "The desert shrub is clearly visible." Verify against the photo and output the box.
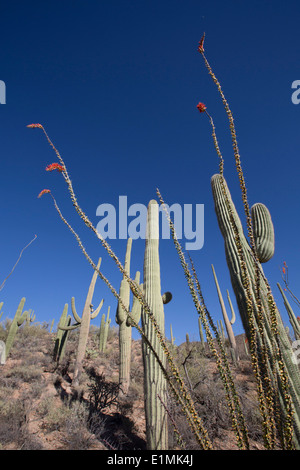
[87,368,120,413]
[0,398,43,449]
[4,364,43,384]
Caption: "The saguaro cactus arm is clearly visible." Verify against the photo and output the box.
[226,290,236,325]
[71,297,82,324]
[72,257,103,385]
[91,298,104,319]
[251,203,275,263]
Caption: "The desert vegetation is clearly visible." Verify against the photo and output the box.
[1,34,300,451]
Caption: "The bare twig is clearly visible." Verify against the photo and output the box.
[0,234,37,291]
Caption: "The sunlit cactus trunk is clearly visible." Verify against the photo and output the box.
[115,238,133,395]
[53,303,70,362]
[5,297,28,357]
[141,200,168,450]
[211,264,238,360]
[72,258,103,386]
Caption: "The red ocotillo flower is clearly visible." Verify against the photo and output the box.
[27,123,43,129]
[282,266,286,274]
[198,33,205,53]
[46,163,64,173]
[283,261,287,268]
[196,102,207,113]
[38,189,51,198]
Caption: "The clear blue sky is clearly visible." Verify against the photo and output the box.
[1,0,300,345]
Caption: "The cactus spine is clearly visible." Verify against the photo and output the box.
[5,298,28,357]
[141,200,168,450]
[211,173,300,448]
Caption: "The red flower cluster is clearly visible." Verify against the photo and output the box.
[38,189,51,198]
[196,102,207,113]
[46,163,64,173]
[27,123,43,129]
[198,33,205,53]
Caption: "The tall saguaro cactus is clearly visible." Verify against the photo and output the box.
[211,173,300,448]
[116,238,142,395]
[58,258,104,386]
[53,303,71,362]
[99,306,111,352]
[211,264,238,360]
[141,200,168,450]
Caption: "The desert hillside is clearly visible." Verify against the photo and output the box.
[0,321,267,451]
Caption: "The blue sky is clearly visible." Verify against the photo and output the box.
[1,0,300,345]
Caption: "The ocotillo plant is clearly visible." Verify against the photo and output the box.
[141,199,169,450]
[53,304,71,362]
[197,33,300,447]
[5,298,28,357]
[211,264,238,361]
[99,306,111,353]
[32,123,219,450]
[116,238,142,395]
[58,258,104,385]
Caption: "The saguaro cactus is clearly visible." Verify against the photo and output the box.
[211,173,300,448]
[141,199,168,450]
[198,316,205,352]
[251,203,275,263]
[0,340,5,365]
[5,298,28,357]
[99,306,111,352]
[58,258,104,385]
[211,264,238,360]
[277,283,300,341]
[25,310,36,326]
[170,324,175,345]
[53,304,71,362]
[0,302,4,321]
[116,238,142,395]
